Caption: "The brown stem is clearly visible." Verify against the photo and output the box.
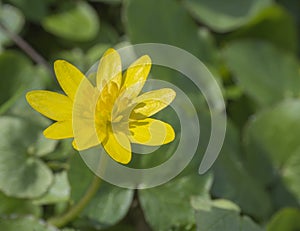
[0,21,51,71]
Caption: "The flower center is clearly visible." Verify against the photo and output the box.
[94,80,134,139]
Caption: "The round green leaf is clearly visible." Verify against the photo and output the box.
[34,132,58,157]
[123,0,217,64]
[0,4,24,45]
[245,100,300,168]
[0,216,58,231]
[139,173,212,231]
[281,150,300,203]
[229,6,298,52]
[0,191,41,216]
[212,122,272,220]
[82,183,134,228]
[42,1,99,41]
[244,100,300,202]
[7,0,50,21]
[192,198,263,231]
[0,116,53,198]
[5,64,59,118]
[267,208,300,231]
[183,0,272,32]
[0,51,32,108]
[224,40,300,106]
[123,0,222,104]
[34,171,70,205]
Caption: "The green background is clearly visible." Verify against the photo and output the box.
[0,0,299,230]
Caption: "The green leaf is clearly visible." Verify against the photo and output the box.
[0,116,53,198]
[123,0,218,64]
[211,122,272,220]
[3,64,54,116]
[82,183,134,228]
[95,22,118,44]
[0,51,32,108]
[86,43,111,67]
[281,150,300,204]
[0,191,41,216]
[192,198,263,231]
[139,173,212,231]
[44,139,73,161]
[183,0,272,32]
[244,100,300,168]
[244,100,300,203]
[0,216,58,231]
[68,152,93,202]
[7,0,50,21]
[267,208,300,231]
[34,171,70,205]
[34,132,58,157]
[197,27,221,68]
[42,1,99,41]
[223,40,300,106]
[0,4,24,46]
[124,0,198,50]
[68,153,134,229]
[229,5,298,52]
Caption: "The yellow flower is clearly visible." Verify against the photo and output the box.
[26,49,176,164]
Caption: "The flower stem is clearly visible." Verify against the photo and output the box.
[47,174,102,227]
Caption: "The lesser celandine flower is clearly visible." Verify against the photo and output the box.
[26,49,176,164]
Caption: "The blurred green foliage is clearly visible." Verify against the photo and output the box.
[0,0,299,230]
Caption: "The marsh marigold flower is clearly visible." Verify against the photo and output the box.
[26,49,176,164]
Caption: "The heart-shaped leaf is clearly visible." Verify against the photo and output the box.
[267,208,300,231]
[244,100,300,203]
[192,198,263,231]
[0,116,53,198]
[0,216,58,231]
[139,173,212,231]
[183,0,272,32]
[42,1,99,41]
[224,40,300,106]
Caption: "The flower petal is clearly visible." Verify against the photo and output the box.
[96,48,122,91]
[73,114,103,151]
[72,137,99,151]
[103,130,131,164]
[26,90,72,121]
[72,78,102,151]
[131,88,176,119]
[121,55,151,99]
[54,60,86,100]
[68,72,105,151]
[129,118,175,146]
[43,120,73,139]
